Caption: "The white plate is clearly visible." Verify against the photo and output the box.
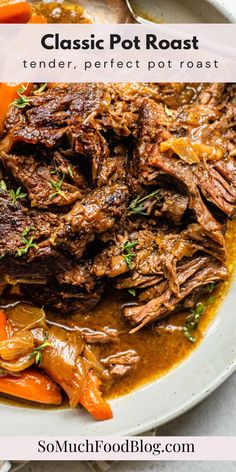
[0,0,236,436]
[79,0,236,23]
[127,0,236,23]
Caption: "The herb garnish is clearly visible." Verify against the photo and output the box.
[207,282,218,293]
[164,104,173,117]
[0,181,27,203]
[29,332,51,366]
[50,167,59,176]
[12,84,31,109]
[0,180,7,191]
[67,165,73,178]
[183,302,205,343]
[34,83,48,95]
[49,176,68,201]
[128,289,136,297]
[122,241,139,270]
[16,227,37,257]
[128,190,162,216]
[9,187,27,203]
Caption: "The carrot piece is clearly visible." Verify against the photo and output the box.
[0,310,7,341]
[0,369,62,405]
[0,0,32,23]
[0,82,32,132]
[79,371,113,421]
[28,14,47,24]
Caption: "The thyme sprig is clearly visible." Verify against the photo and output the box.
[16,227,37,257]
[49,176,68,201]
[34,83,48,95]
[183,302,205,343]
[9,187,27,203]
[128,190,162,216]
[50,167,59,176]
[207,282,218,293]
[0,180,27,203]
[12,84,31,109]
[0,180,7,191]
[67,165,73,178]
[122,241,139,270]
[29,332,52,366]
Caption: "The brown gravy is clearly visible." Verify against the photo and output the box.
[48,220,236,400]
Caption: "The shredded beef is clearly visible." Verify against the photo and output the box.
[0,82,235,329]
[101,349,140,376]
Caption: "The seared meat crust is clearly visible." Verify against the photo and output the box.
[0,82,235,323]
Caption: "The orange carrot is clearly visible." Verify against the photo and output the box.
[79,371,113,421]
[0,82,33,132]
[28,14,47,24]
[0,369,62,405]
[0,310,7,341]
[0,0,32,23]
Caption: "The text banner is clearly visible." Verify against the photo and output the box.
[0,24,235,82]
[0,437,236,461]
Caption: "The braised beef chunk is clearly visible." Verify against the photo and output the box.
[5,83,110,149]
[124,257,228,331]
[1,152,83,208]
[0,189,69,285]
[160,188,189,225]
[63,184,129,235]
[197,83,226,106]
[23,277,104,313]
[0,190,30,258]
[52,184,129,259]
[0,82,235,336]
[23,260,104,313]
[134,99,172,183]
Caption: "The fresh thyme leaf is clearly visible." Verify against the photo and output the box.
[16,226,37,257]
[29,332,52,366]
[49,176,68,201]
[0,180,7,191]
[183,302,206,343]
[22,226,34,238]
[67,165,73,178]
[12,83,31,109]
[0,181,27,203]
[50,166,64,177]
[128,190,163,216]
[17,84,28,95]
[182,326,196,343]
[164,104,173,117]
[128,289,136,297]
[207,282,218,293]
[9,187,27,203]
[122,240,139,270]
[34,83,48,95]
